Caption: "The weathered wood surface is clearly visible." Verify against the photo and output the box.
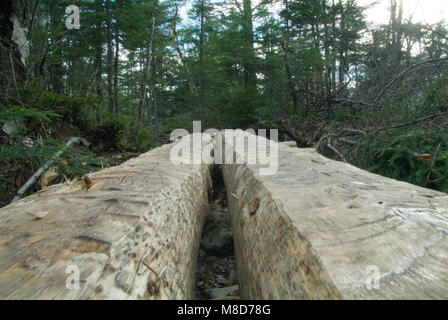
[221,130,448,299]
[0,141,212,299]
[2,129,448,300]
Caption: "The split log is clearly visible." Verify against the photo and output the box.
[0,139,212,299]
[221,130,448,299]
[2,129,448,300]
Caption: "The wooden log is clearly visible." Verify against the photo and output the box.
[0,141,212,299]
[221,130,448,299]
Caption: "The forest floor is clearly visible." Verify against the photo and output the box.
[194,201,240,300]
[194,166,240,300]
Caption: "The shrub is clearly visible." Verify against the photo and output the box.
[90,114,159,152]
[358,129,448,192]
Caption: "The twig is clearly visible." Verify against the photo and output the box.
[12,137,90,202]
[338,138,357,146]
[429,174,448,183]
[327,140,347,163]
[9,51,25,107]
[372,112,448,135]
[374,57,448,105]
[316,128,365,150]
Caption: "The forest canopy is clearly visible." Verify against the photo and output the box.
[1,0,448,205]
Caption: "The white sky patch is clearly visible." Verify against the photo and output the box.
[178,0,447,27]
[179,0,193,25]
[359,0,448,26]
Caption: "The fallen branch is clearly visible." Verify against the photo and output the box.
[429,174,448,183]
[338,138,358,146]
[374,58,448,105]
[277,123,309,147]
[12,137,90,202]
[316,128,365,151]
[327,140,347,163]
[372,112,448,135]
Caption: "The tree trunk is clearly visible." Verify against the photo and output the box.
[199,0,205,93]
[95,9,103,102]
[106,0,114,113]
[281,0,298,113]
[281,41,298,113]
[152,56,160,132]
[138,0,159,122]
[338,0,345,86]
[0,0,28,103]
[113,32,119,113]
[171,5,197,98]
[242,0,256,87]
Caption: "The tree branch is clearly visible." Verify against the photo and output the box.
[12,137,90,202]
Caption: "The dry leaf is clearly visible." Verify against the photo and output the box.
[414,152,432,162]
[87,180,105,192]
[83,175,93,189]
[39,167,59,188]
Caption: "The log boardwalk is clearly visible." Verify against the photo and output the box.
[0,131,448,299]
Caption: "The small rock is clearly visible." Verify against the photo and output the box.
[200,209,234,257]
[115,268,133,293]
[204,285,239,299]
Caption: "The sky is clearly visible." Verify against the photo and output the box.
[178,0,448,25]
[359,0,448,25]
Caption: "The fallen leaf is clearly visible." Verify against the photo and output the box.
[39,167,58,188]
[83,175,93,189]
[87,180,105,192]
[414,152,432,162]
